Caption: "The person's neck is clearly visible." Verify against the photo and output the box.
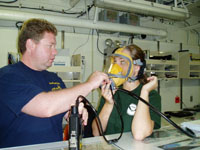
[21,56,40,71]
[123,80,140,91]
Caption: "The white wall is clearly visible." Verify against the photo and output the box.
[0,28,18,68]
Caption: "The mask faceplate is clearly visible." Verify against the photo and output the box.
[105,47,133,88]
[105,47,145,89]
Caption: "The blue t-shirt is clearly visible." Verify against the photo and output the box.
[0,61,66,148]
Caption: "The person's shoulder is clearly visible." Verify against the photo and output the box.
[43,70,62,81]
[0,63,19,77]
[150,89,159,95]
[0,64,26,84]
[149,90,161,100]
[43,70,58,77]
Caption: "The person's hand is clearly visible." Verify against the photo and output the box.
[142,76,158,93]
[87,71,110,90]
[63,102,88,126]
[78,102,88,126]
[101,81,116,105]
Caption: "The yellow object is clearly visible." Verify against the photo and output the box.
[107,47,133,88]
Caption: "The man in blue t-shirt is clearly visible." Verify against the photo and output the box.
[0,18,109,148]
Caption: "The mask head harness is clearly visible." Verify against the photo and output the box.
[107,47,146,89]
[128,58,146,82]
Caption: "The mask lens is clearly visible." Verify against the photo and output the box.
[103,56,112,74]
[103,49,134,88]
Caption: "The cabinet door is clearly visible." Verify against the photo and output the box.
[178,52,190,79]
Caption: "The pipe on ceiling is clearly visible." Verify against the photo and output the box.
[0,8,167,37]
[94,0,189,20]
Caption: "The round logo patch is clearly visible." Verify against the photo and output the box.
[127,103,137,116]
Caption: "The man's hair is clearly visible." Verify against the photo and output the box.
[18,18,57,54]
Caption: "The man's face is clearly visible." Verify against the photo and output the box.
[33,32,57,70]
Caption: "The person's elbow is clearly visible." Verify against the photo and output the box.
[133,133,147,141]
[132,129,153,141]
[40,109,55,118]
[22,105,54,118]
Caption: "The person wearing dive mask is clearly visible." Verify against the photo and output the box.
[92,44,161,140]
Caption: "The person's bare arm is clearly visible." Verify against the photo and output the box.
[92,82,115,136]
[22,71,109,118]
[131,76,158,140]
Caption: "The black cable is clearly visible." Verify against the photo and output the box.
[117,88,198,138]
[76,3,94,18]
[96,30,107,56]
[0,0,17,3]
[110,85,124,142]
[78,95,123,144]
[0,4,83,15]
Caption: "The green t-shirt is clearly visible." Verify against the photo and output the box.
[97,84,161,135]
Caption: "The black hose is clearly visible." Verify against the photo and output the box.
[78,95,124,144]
[118,88,197,138]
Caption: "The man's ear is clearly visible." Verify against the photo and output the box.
[26,39,35,53]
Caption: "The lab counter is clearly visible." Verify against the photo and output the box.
[1,112,200,150]
[1,125,200,150]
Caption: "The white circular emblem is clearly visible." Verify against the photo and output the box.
[127,103,137,116]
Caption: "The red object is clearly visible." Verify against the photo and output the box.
[63,124,69,141]
[175,96,180,103]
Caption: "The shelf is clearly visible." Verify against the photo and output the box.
[190,61,200,65]
[47,54,82,83]
[62,80,81,83]
[157,78,178,80]
[190,70,200,72]
[48,66,82,83]
[146,58,179,79]
[189,57,200,79]
[189,77,200,79]
[48,66,81,72]
[146,70,178,72]
[146,59,178,65]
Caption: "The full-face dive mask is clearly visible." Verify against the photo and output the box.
[104,47,145,90]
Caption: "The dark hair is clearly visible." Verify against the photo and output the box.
[125,44,148,84]
[18,18,57,54]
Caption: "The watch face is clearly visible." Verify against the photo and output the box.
[127,103,137,116]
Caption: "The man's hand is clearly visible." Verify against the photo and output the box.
[87,71,110,90]
[78,102,88,126]
[64,102,88,126]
